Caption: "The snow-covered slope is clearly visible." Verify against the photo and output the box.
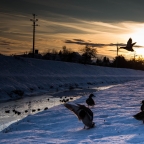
[1,55,144,143]
[1,79,144,144]
[1,55,144,101]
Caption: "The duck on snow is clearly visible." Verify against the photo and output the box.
[64,103,95,129]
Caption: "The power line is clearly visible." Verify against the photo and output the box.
[30,14,38,58]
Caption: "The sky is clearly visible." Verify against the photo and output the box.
[1,55,144,143]
[1,0,144,59]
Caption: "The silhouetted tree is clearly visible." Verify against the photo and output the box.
[81,45,97,64]
[102,56,110,66]
[96,58,103,66]
[112,55,128,68]
[58,46,72,61]
[43,49,58,60]
[133,56,144,70]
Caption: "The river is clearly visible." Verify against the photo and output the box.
[0,85,115,131]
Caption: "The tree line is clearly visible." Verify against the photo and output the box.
[19,45,144,71]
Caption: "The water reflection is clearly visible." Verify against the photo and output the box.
[0,95,80,131]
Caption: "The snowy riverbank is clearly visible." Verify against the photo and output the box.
[1,79,144,143]
[1,55,144,102]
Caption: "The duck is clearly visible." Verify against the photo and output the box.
[32,109,36,112]
[133,111,144,123]
[64,103,95,129]
[86,93,95,107]
[5,110,10,113]
[119,38,136,52]
[44,107,48,110]
[37,108,41,111]
[141,100,144,111]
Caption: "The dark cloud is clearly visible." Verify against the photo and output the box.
[65,39,144,48]
[1,0,144,22]
[1,0,144,56]
[0,40,16,46]
[109,50,117,52]
[65,39,105,47]
[73,39,85,42]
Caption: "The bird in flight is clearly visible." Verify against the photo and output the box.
[119,38,136,52]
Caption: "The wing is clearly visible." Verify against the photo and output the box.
[126,38,132,47]
[132,42,136,46]
[92,99,95,105]
[77,104,93,120]
[64,103,82,120]
[86,99,89,104]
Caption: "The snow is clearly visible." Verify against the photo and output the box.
[0,55,144,102]
[1,55,144,143]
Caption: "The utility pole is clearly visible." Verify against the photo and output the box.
[117,43,119,57]
[116,43,119,68]
[134,51,137,61]
[30,14,38,58]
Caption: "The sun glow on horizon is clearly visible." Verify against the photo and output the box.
[131,28,144,57]
[122,24,144,58]
[129,26,144,47]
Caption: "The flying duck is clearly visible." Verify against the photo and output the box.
[141,100,144,111]
[64,103,95,129]
[119,38,136,52]
[133,111,144,124]
[86,93,95,107]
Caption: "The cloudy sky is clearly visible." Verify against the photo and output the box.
[1,0,144,59]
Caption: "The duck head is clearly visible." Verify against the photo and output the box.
[141,100,144,104]
[89,94,95,98]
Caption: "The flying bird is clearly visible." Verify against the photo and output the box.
[119,38,136,52]
[86,93,95,107]
[141,100,144,111]
[64,103,95,129]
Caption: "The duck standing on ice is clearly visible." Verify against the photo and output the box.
[86,93,95,107]
[133,100,144,123]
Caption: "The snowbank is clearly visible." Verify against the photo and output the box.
[1,55,144,101]
[1,79,144,143]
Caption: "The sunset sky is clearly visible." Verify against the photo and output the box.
[1,0,144,59]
